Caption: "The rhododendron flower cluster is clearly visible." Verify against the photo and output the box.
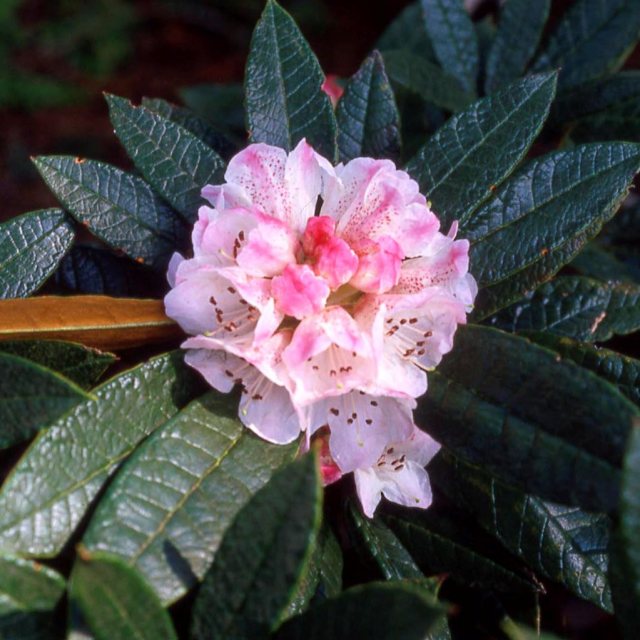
[165,140,476,516]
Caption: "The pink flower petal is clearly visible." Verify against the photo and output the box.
[321,74,344,106]
[304,392,414,473]
[353,427,440,516]
[283,307,372,406]
[236,213,299,277]
[302,216,359,290]
[271,264,330,320]
[184,346,301,445]
[323,158,437,258]
[350,236,403,294]
[238,365,301,444]
[183,347,241,393]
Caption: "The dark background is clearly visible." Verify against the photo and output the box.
[4,0,624,222]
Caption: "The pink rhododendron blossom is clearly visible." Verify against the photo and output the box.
[164,139,477,516]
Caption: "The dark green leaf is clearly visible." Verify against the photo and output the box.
[54,246,163,297]
[275,581,442,640]
[179,83,245,138]
[490,276,640,342]
[0,352,201,556]
[0,353,91,448]
[418,325,639,512]
[406,73,557,228]
[421,0,479,94]
[349,504,423,580]
[570,96,640,144]
[33,156,187,270]
[384,510,537,593]
[83,392,297,604]
[474,229,593,320]
[348,507,453,640]
[0,556,65,640]
[474,17,495,94]
[0,340,115,389]
[0,209,74,299]
[70,552,176,640]
[105,94,225,223]
[551,72,640,126]
[526,332,640,406]
[191,454,322,640]
[484,0,550,93]
[532,0,640,89]
[377,2,435,60]
[609,423,640,638]
[315,525,343,598]
[141,97,235,159]
[570,242,640,284]
[465,143,640,313]
[337,51,401,162]
[383,50,473,113]
[245,0,337,160]
[285,524,343,617]
[432,451,612,611]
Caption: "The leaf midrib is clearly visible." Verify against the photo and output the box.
[127,426,245,566]
[0,216,67,274]
[38,157,177,244]
[470,149,640,284]
[413,76,553,213]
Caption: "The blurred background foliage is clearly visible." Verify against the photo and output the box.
[0,0,400,220]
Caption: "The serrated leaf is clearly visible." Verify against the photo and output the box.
[432,451,612,611]
[484,0,550,93]
[105,94,224,222]
[0,295,181,351]
[191,454,322,640]
[0,209,74,299]
[336,51,401,162]
[384,510,537,594]
[33,156,187,270]
[551,72,640,126]
[141,97,235,159]
[349,504,423,580]
[474,229,593,320]
[406,73,557,228]
[526,332,640,406]
[490,276,640,342]
[275,582,442,640]
[70,552,176,640]
[383,50,473,113]
[0,556,65,640]
[245,0,337,160]
[0,353,91,448]
[418,324,639,512]
[0,340,115,389]
[532,0,640,89]
[421,0,479,95]
[54,246,163,297]
[83,392,297,604]
[0,352,201,556]
[377,2,435,60]
[465,143,640,315]
[609,422,640,638]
